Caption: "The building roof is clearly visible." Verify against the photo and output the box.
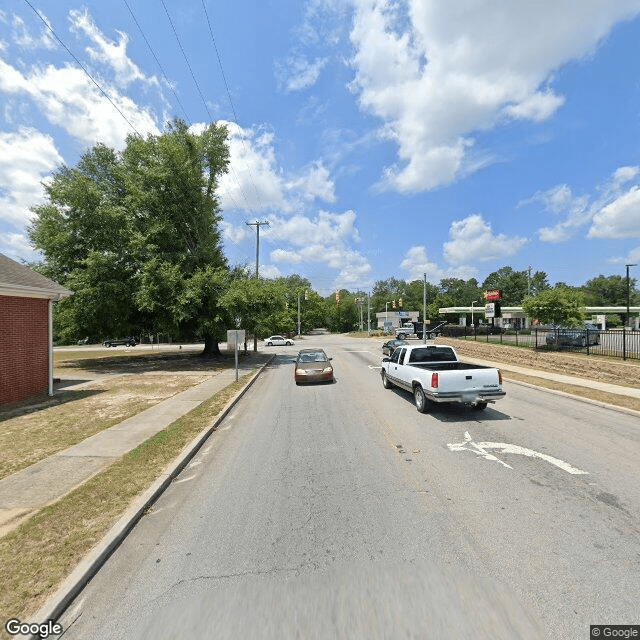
[0,253,73,300]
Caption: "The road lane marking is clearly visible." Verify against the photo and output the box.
[368,365,382,369]
[447,431,588,475]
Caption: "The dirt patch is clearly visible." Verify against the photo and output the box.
[435,337,640,389]
[0,373,212,480]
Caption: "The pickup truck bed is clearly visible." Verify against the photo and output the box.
[409,362,493,372]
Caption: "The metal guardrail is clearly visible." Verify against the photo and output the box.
[442,326,640,360]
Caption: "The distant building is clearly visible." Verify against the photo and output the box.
[375,310,419,330]
[0,254,72,405]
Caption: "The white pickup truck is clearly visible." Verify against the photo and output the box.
[381,343,505,412]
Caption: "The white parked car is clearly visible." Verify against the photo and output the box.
[265,335,294,346]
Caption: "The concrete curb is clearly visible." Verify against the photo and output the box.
[28,355,274,635]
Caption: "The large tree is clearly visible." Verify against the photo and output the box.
[582,274,639,306]
[482,266,549,305]
[522,287,585,327]
[29,119,231,354]
[220,277,289,350]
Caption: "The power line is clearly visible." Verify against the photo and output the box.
[122,0,191,126]
[161,0,213,123]
[23,0,142,137]
[200,0,261,206]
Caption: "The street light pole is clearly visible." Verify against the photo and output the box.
[297,294,301,337]
[624,263,636,361]
[385,301,391,332]
[471,299,482,326]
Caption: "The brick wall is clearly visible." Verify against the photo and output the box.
[0,295,49,405]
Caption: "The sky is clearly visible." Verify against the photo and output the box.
[2,1,640,295]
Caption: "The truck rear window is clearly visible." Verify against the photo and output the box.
[408,347,456,362]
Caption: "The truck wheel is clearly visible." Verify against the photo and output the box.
[414,385,429,413]
[397,333,405,340]
[473,402,488,411]
[381,371,393,389]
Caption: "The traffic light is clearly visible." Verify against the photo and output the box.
[392,300,396,309]
[398,298,403,307]
[304,289,309,300]
[285,301,288,309]
[336,290,341,305]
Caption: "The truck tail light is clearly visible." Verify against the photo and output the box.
[498,369,503,385]
[431,372,438,388]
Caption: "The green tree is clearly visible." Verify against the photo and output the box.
[439,278,482,306]
[220,277,288,349]
[582,274,638,306]
[482,267,549,305]
[29,119,231,354]
[522,287,585,326]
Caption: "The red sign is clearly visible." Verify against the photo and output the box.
[483,289,501,301]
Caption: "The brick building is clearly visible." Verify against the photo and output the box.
[0,254,72,405]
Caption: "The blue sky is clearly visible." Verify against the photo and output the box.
[2,1,640,295]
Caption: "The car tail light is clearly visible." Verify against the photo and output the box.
[498,369,503,385]
[431,372,438,388]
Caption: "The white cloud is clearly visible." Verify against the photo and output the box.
[266,209,371,288]
[217,121,336,213]
[266,210,359,246]
[348,0,640,192]
[258,264,283,279]
[589,186,640,238]
[10,13,56,50]
[69,9,157,89]
[443,214,527,265]
[608,245,640,265]
[221,221,250,245]
[0,231,36,262]
[0,127,63,229]
[277,55,329,92]
[0,58,159,148]
[400,246,444,282]
[534,184,590,242]
[532,166,640,241]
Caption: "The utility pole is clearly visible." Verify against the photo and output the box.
[367,292,371,336]
[297,294,301,337]
[246,220,270,279]
[527,265,532,296]
[246,220,270,351]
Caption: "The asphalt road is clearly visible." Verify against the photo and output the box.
[54,335,640,639]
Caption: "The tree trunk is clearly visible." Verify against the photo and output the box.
[201,334,221,356]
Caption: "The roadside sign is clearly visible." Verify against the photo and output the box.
[485,302,501,318]
[227,330,246,381]
[483,289,501,301]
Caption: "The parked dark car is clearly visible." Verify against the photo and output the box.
[382,338,407,356]
[103,336,139,347]
[546,323,600,347]
[294,349,334,385]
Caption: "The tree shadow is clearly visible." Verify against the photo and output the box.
[386,387,513,422]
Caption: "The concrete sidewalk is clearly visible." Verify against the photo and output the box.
[0,353,272,537]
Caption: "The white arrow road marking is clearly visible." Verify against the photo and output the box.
[447,432,588,475]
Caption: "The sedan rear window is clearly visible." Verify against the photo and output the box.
[298,352,327,362]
